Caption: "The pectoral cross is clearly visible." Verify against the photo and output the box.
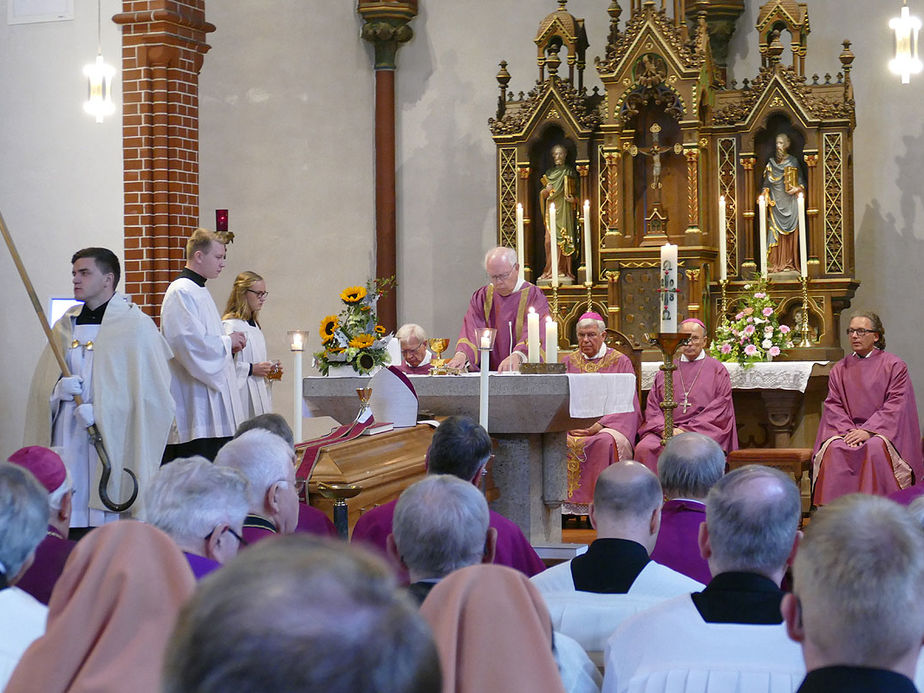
[680,392,690,413]
[629,123,683,195]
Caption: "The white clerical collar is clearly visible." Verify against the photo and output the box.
[853,348,879,359]
[680,350,706,362]
[512,278,525,292]
[582,342,608,360]
[420,349,432,366]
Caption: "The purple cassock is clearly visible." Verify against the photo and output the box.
[295,502,337,537]
[563,348,641,513]
[16,526,76,605]
[812,350,923,505]
[350,497,546,583]
[649,499,711,584]
[455,282,550,371]
[183,551,221,579]
[635,355,737,473]
[889,484,924,506]
[395,361,432,375]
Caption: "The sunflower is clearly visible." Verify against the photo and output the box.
[340,286,367,304]
[320,315,339,342]
[374,325,386,336]
[349,334,375,349]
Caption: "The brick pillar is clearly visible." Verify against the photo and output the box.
[113,2,215,317]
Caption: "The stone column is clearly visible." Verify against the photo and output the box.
[358,0,418,333]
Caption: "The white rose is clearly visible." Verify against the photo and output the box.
[762,339,773,348]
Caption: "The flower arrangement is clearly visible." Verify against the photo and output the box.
[313,277,396,376]
[709,275,794,367]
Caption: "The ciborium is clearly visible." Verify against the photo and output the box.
[428,337,455,375]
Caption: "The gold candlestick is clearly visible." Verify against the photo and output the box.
[720,278,729,326]
[798,276,812,347]
[551,284,560,318]
[584,281,593,311]
[647,332,691,446]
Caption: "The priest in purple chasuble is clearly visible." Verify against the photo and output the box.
[812,312,923,505]
[446,247,550,373]
[394,323,433,375]
[635,319,738,473]
[562,312,641,515]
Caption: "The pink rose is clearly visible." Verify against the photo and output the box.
[780,324,791,334]
[769,346,781,357]
[720,343,732,354]
[753,292,766,299]
[764,325,774,334]
[762,306,773,317]
[735,312,744,320]
[744,324,755,335]
[744,344,758,356]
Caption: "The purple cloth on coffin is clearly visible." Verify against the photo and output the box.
[350,498,545,584]
[635,356,737,473]
[183,551,221,579]
[16,526,76,605]
[563,348,641,506]
[455,282,551,371]
[812,350,923,505]
[650,499,711,585]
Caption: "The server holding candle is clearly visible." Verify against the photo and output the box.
[761,132,806,273]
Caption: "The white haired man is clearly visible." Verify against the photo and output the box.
[783,495,924,692]
[445,247,551,373]
[395,323,433,375]
[145,456,250,579]
[562,311,641,515]
[603,466,805,693]
[214,429,301,544]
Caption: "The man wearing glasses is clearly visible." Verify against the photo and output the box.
[811,312,922,505]
[446,246,551,372]
[394,323,433,375]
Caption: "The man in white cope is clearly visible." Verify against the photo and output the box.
[25,247,174,527]
[161,228,245,463]
[781,495,924,693]
[603,465,805,693]
[0,462,53,689]
[531,462,702,657]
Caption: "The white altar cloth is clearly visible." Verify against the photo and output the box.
[641,361,828,393]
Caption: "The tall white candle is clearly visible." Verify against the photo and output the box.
[545,316,558,364]
[758,194,768,276]
[478,344,490,430]
[293,351,302,443]
[797,192,808,277]
[659,242,678,333]
[549,202,558,288]
[527,307,540,363]
[516,203,525,283]
[583,199,592,284]
[718,195,727,282]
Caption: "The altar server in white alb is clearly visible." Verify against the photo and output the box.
[161,228,245,463]
[222,271,279,418]
[25,248,175,525]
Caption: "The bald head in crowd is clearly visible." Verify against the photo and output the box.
[657,432,725,500]
[163,535,441,693]
[591,461,663,554]
[700,465,801,585]
[783,495,924,681]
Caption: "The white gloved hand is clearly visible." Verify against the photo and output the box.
[75,403,95,428]
[54,375,84,402]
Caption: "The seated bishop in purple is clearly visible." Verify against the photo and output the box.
[649,433,726,584]
[812,312,923,505]
[351,416,545,582]
[446,246,550,373]
[8,446,77,604]
[562,312,641,516]
[636,319,738,473]
[145,456,252,579]
[393,323,434,375]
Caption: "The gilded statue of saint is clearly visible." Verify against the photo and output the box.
[539,144,577,282]
[761,133,806,273]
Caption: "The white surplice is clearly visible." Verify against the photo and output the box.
[222,318,272,418]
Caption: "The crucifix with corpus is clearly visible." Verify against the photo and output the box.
[630,122,683,244]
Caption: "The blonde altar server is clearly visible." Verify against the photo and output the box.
[161,228,245,463]
[222,271,278,418]
[25,248,174,526]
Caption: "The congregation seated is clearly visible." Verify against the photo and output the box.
[234,412,337,537]
[6,520,195,693]
[395,323,434,374]
[531,462,702,656]
[635,318,737,472]
[387,474,496,605]
[163,534,442,693]
[650,433,725,584]
[351,415,545,579]
[562,312,641,515]
[215,428,304,543]
[0,462,50,689]
[7,446,77,605]
[420,563,601,693]
[603,465,805,693]
[812,311,923,505]
[782,495,924,693]
[144,456,250,579]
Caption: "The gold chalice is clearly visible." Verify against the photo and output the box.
[354,387,373,422]
[428,338,450,370]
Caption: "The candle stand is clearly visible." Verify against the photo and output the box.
[798,276,813,348]
[719,278,729,326]
[648,332,691,446]
[584,280,593,311]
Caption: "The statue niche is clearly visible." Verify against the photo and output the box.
[529,130,579,285]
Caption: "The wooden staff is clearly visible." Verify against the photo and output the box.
[0,207,137,512]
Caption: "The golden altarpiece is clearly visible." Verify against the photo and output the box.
[490,0,858,360]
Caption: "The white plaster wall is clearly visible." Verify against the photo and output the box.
[0,0,122,459]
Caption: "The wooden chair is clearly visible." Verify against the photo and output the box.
[605,327,643,402]
[726,447,813,517]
